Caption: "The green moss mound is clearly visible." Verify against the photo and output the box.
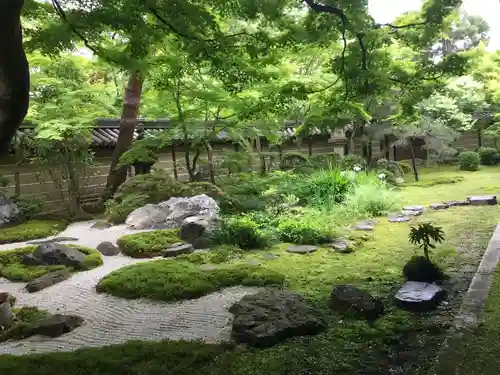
[0,220,67,244]
[0,245,103,282]
[117,229,181,258]
[97,260,285,302]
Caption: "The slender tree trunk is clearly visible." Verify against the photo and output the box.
[103,71,143,199]
[171,144,178,181]
[409,138,419,182]
[0,0,29,156]
[205,141,216,184]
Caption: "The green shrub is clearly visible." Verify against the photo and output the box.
[117,229,181,258]
[210,215,274,249]
[10,196,44,220]
[105,172,183,223]
[341,154,366,170]
[279,152,309,171]
[97,260,285,302]
[458,151,480,171]
[277,218,334,245]
[0,245,102,282]
[0,220,66,244]
[478,147,499,165]
[342,176,398,218]
[402,256,446,282]
[283,168,355,209]
[183,182,224,199]
[105,193,149,224]
[308,153,342,169]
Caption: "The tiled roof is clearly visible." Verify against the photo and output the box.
[17,119,344,147]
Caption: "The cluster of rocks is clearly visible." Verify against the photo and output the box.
[21,243,102,293]
[126,194,219,249]
[228,281,447,348]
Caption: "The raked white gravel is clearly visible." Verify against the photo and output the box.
[0,221,258,355]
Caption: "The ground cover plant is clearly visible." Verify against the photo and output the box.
[0,220,67,244]
[97,258,285,301]
[117,229,181,258]
[0,306,52,343]
[0,245,102,281]
[0,165,499,375]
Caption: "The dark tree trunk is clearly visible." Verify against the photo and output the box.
[409,138,419,182]
[103,71,143,199]
[0,0,29,156]
[171,144,178,181]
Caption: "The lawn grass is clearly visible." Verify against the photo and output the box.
[0,166,499,374]
[0,245,103,282]
[117,229,181,258]
[0,220,67,244]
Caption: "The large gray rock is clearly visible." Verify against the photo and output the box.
[229,290,327,347]
[24,314,83,338]
[125,204,168,230]
[125,194,219,231]
[24,243,88,270]
[162,242,194,257]
[0,191,19,227]
[330,285,384,320]
[394,281,447,312]
[25,270,71,293]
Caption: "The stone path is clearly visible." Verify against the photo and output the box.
[0,221,259,355]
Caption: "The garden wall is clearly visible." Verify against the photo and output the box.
[0,137,346,213]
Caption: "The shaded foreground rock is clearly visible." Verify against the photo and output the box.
[330,285,384,320]
[467,195,497,206]
[22,243,88,270]
[163,242,194,257]
[230,290,327,347]
[287,245,318,254]
[25,270,71,293]
[24,314,84,338]
[394,281,447,312]
[96,241,120,256]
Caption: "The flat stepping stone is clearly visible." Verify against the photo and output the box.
[430,203,449,210]
[287,245,318,254]
[445,200,470,207]
[263,253,279,260]
[394,281,447,312]
[352,224,374,231]
[28,237,79,245]
[162,242,194,257]
[388,216,410,223]
[403,205,425,212]
[400,210,423,216]
[467,195,497,206]
[330,239,353,253]
[25,270,71,293]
